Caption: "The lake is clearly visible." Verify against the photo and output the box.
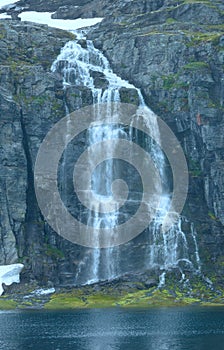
[0,307,224,350]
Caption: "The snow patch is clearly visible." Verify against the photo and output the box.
[0,12,10,18]
[0,264,24,295]
[18,12,103,30]
[0,0,19,8]
[31,288,55,296]
[0,4,103,31]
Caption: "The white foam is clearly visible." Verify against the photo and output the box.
[31,288,55,296]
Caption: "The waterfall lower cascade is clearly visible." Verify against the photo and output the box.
[51,30,201,285]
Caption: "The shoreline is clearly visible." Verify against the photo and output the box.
[1,282,224,311]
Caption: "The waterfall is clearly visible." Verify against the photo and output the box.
[51,30,200,285]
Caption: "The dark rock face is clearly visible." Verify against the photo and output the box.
[15,0,92,13]
[0,0,224,287]
[50,0,165,20]
[0,21,81,283]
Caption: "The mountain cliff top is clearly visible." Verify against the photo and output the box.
[13,0,224,23]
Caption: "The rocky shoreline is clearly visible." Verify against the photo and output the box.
[1,272,224,310]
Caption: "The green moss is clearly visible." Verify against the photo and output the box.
[45,293,86,310]
[138,31,179,37]
[182,0,213,4]
[166,18,177,24]
[55,30,76,41]
[3,280,224,310]
[118,289,175,307]
[44,285,221,310]
[0,26,6,40]
[188,159,202,177]
[160,73,190,91]
[13,91,53,110]
[34,95,48,106]
[186,31,222,46]
[51,100,63,112]
[216,257,224,268]
[162,75,176,90]
[87,294,118,308]
[0,298,17,310]
[157,100,169,113]
[45,291,120,309]
[18,256,29,264]
[45,244,64,259]
[18,301,33,307]
[183,61,209,70]
[201,302,224,306]
[208,211,217,220]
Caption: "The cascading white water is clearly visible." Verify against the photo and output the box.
[51,30,200,285]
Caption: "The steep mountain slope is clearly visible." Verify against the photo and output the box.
[88,0,224,281]
[0,0,223,291]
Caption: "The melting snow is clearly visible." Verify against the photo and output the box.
[18,12,103,30]
[0,264,24,295]
[0,0,19,7]
[0,4,103,31]
[0,12,10,18]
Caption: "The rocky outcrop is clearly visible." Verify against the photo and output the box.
[15,0,165,18]
[15,0,92,13]
[50,0,165,20]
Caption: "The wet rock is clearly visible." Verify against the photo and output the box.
[144,279,157,288]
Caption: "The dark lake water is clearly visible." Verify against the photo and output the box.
[0,307,224,350]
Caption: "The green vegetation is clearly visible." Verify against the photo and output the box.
[189,159,202,177]
[182,0,213,4]
[118,289,182,308]
[45,293,86,309]
[1,274,224,310]
[45,244,64,259]
[0,28,6,40]
[51,100,63,114]
[166,18,177,24]
[185,31,222,46]
[208,211,217,220]
[155,72,189,92]
[176,0,221,10]
[55,30,76,41]
[162,75,176,90]
[183,61,209,70]
[13,92,49,108]
[44,289,182,309]
[0,298,17,310]
[43,285,224,310]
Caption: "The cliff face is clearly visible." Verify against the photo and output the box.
[88,0,224,280]
[0,0,224,287]
[0,21,80,284]
[16,0,164,18]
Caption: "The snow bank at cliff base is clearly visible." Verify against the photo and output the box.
[0,264,24,295]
